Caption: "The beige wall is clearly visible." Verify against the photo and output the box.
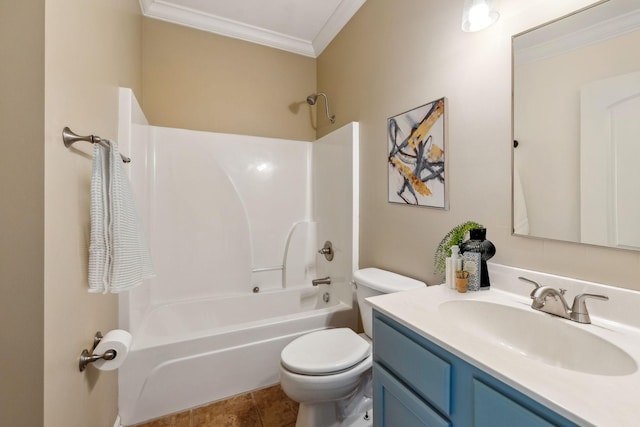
[318,0,640,291]
[142,18,317,141]
[43,1,142,426]
[0,2,45,426]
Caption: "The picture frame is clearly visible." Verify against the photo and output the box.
[387,97,447,208]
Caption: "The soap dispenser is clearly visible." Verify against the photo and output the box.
[451,245,462,273]
[446,245,461,289]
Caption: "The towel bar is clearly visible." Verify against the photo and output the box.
[62,127,131,163]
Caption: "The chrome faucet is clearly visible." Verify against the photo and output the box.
[312,276,331,286]
[531,286,571,319]
[518,276,608,324]
[518,276,541,297]
[570,293,609,324]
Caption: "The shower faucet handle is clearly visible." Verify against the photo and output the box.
[318,241,334,261]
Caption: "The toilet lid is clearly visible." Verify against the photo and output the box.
[281,328,371,375]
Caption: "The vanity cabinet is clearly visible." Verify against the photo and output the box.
[372,311,578,427]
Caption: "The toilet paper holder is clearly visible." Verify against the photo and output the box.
[79,331,117,372]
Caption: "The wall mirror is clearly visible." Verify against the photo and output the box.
[512,0,640,250]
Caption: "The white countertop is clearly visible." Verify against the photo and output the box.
[367,263,640,427]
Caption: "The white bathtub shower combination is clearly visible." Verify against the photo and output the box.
[116,89,359,425]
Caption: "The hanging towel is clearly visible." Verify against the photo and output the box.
[89,140,154,293]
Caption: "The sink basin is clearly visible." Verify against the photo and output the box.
[439,300,637,376]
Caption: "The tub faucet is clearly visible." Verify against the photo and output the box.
[312,276,331,286]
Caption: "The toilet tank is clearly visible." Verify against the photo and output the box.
[354,268,426,337]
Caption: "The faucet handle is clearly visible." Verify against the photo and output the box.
[318,241,334,261]
[518,276,541,297]
[570,293,609,324]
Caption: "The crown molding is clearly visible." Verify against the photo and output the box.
[515,8,640,65]
[312,0,366,56]
[139,0,366,58]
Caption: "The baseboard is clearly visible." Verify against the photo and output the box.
[113,415,121,427]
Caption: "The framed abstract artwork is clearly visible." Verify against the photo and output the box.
[387,98,447,208]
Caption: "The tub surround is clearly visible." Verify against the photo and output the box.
[117,88,359,326]
[368,263,640,426]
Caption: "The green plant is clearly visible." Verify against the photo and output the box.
[434,221,483,273]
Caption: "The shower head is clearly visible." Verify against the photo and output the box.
[305,92,336,124]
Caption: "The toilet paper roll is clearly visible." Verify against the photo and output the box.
[92,329,132,371]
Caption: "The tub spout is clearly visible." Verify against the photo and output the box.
[312,276,331,286]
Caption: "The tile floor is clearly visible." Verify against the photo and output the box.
[130,384,298,427]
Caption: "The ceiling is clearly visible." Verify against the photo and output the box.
[139,0,367,58]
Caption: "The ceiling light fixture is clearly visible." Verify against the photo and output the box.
[461,0,500,32]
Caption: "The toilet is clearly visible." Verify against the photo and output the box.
[280,268,426,427]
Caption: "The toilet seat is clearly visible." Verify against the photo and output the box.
[281,328,371,375]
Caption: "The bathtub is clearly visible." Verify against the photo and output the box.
[118,284,357,426]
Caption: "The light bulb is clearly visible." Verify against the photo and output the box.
[462,0,499,32]
[469,3,490,27]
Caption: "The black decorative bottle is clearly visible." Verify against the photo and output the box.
[460,228,496,289]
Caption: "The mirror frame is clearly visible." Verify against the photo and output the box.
[511,0,640,250]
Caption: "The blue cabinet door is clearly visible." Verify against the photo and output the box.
[373,364,451,427]
[374,315,452,415]
[473,379,556,427]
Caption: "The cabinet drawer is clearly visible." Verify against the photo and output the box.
[374,364,451,427]
[473,379,555,427]
[374,317,451,415]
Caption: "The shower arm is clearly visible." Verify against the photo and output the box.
[319,93,335,124]
[312,93,336,124]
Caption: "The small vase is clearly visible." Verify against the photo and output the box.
[460,228,496,289]
[455,270,469,293]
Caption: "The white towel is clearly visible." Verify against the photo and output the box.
[89,140,154,293]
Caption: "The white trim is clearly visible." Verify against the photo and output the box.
[139,0,367,58]
[312,0,367,56]
[515,9,640,65]
[113,415,121,427]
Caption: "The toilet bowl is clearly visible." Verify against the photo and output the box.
[280,268,426,427]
